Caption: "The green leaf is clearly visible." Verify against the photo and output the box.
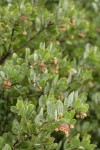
[56,141,62,150]
[39,95,47,106]
[0,137,3,148]
[57,78,67,90]
[47,101,56,118]
[35,17,41,32]
[2,133,13,146]
[58,8,63,20]
[64,110,75,123]
[21,118,28,133]
[12,120,21,134]
[25,48,30,64]
[71,137,80,148]
[83,70,92,81]
[79,92,87,102]
[35,108,44,125]
[73,98,81,109]
[26,104,34,119]
[12,53,18,63]
[52,75,59,87]
[34,53,38,61]
[57,100,63,115]
[2,144,11,150]
[0,71,5,79]
[64,91,74,107]
[11,106,18,114]
[16,97,25,118]
[78,104,89,112]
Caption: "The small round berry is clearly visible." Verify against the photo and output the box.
[7,81,12,86]
[70,124,74,129]
[59,24,67,31]
[39,61,45,68]
[3,81,8,85]
[23,31,27,35]
[52,57,58,65]
[78,32,85,38]
[70,19,75,26]
[76,114,80,118]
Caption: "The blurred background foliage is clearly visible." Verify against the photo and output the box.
[0,0,100,149]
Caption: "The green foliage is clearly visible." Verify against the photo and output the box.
[0,0,100,149]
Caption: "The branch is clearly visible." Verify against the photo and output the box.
[0,27,15,64]
[0,21,54,65]
[0,50,12,64]
[8,28,15,51]
[15,21,54,52]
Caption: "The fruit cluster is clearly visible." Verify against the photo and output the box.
[55,123,74,136]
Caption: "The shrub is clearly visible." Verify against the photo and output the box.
[0,0,99,149]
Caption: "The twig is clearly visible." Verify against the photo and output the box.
[0,50,12,64]
[0,21,54,65]
[0,27,15,64]
[15,21,54,52]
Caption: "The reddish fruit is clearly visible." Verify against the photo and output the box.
[55,123,69,135]
[39,61,45,68]
[3,81,8,85]
[7,81,12,86]
[3,81,12,89]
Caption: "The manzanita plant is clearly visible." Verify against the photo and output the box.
[0,0,100,150]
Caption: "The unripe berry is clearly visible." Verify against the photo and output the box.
[52,57,58,65]
[20,15,28,22]
[59,24,67,31]
[70,19,75,26]
[3,81,12,89]
[23,31,27,35]
[88,81,94,88]
[7,81,12,86]
[76,112,87,119]
[80,112,87,118]
[70,124,74,129]
[78,32,85,38]
[70,34,74,39]
[76,114,80,118]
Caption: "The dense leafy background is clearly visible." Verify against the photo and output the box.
[0,0,100,149]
